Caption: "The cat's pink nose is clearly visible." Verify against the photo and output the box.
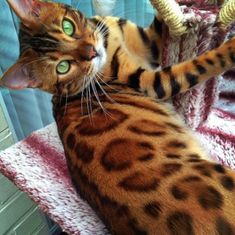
[86,45,98,60]
[89,46,98,60]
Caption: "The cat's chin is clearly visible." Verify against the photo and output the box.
[93,49,106,72]
[91,37,107,75]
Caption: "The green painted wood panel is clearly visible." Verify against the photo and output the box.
[0,104,8,132]
[0,128,14,150]
[0,92,17,143]
[6,207,50,235]
[0,176,18,205]
[0,192,35,234]
[0,128,10,140]
[33,224,50,235]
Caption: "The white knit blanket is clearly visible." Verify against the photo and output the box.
[0,123,110,235]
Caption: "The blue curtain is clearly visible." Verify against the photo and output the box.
[0,0,154,141]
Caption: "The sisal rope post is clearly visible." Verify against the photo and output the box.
[218,0,235,29]
[150,0,188,36]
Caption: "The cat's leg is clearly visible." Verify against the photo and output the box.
[106,37,235,100]
[143,13,163,68]
[91,12,162,70]
[118,12,163,69]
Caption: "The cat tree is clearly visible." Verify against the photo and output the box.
[150,0,235,36]
[0,1,235,234]
[150,0,235,166]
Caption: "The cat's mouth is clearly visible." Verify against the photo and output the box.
[93,49,106,71]
[90,36,107,76]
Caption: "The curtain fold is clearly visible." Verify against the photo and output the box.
[0,0,154,141]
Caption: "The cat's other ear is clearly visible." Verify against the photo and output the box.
[0,58,40,90]
[6,0,45,27]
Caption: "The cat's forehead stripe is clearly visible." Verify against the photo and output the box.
[20,30,59,53]
[64,3,83,19]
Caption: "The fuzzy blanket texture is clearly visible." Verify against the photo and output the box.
[0,1,235,234]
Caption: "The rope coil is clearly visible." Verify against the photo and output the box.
[150,0,235,36]
[218,0,235,29]
[150,0,188,36]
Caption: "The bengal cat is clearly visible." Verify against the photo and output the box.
[1,0,235,234]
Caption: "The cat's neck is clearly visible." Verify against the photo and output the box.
[52,82,144,123]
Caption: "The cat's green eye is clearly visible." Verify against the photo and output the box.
[62,19,74,36]
[56,61,70,74]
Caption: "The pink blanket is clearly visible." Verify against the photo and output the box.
[0,123,109,235]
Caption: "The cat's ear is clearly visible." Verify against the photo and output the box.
[6,0,45,26]
[0,60,40,90]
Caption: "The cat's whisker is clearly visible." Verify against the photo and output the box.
[87,78,95,123]
[97,15,148,38]
[87,65,94,76]
[94,92,117,123]
[94,16,108,31]
[94,17,121,34]
[95,73,118,94]
[97,71,116,80]
[83,76,94,121]
[97,24,119,39]
[94,19,103,32]
[93,16,113,36]
[80,76,87,116]
[96,74,116,90]
[96,72,120,89]
[94,19,107,36]
[91,78,110,117]
[99,20,129,36]
[85,79,91,120]
[94,75,117,104]
[97,20,114,36]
